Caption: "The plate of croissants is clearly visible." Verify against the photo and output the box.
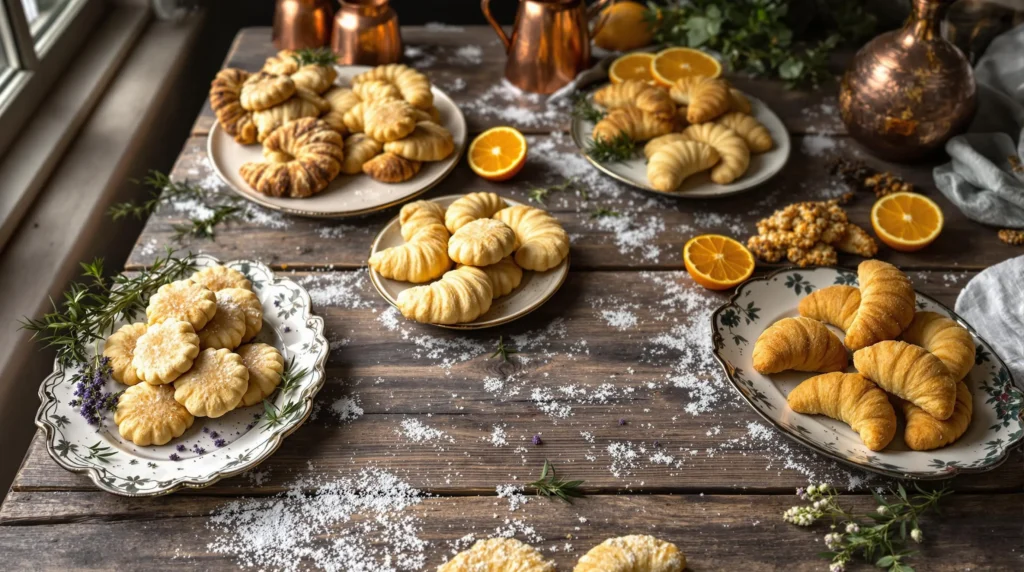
[570,76,790,198]
[712,260,1023,479]
[367,193,570,329]
[207,50,466,218]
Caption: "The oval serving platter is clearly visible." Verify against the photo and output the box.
[208,65,468,218]
[35,255,328,496]
[711,266,1023,480]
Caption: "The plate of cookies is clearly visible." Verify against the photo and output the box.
[35,256,328,496]
[367,193,570,329]
[570,76,790,198]
[208,50,467,218]
[712,261,1023,479]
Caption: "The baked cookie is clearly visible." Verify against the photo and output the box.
[321,87,361,134]
[114,383,194,446]
[102,322,148,386]
[241,118,345,198]
[464,257,522,298]
[444,192,508,233]
[353,63,433,110]
[210,68,257,144]
[218,287,263,342]
[340,133,383,175]
[240,72,296,111]
[173,348,249,418]
[364,100,418,143]
[383,121,454,161]
[146,279,217,331]
[262,49,300,75]
[132,319,201,385]
[362,152,421,183]
[396,266,493,324]
[492,205,570,272]
[291,64,337,94]
[342,100,368,133]
[448,218,516,266]
[439,538,555,572]
[574,535,686,572]
[353,79,402,103]
[237,343,285,407]
[252,94,325,142]
[191,265,252,292]
[368,200,450,283]
[198,291,247,351]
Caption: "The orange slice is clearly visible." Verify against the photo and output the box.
[609,52,656,84]
[683,234,755,291]
[871,192,944,252]
[651,47,722,87]
[593,1,655,52]
[467,126,528,182]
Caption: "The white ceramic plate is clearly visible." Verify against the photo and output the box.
[711,267,1023,479]
[208,65,467,218]
[35,255,328,496]
[368,195,570,330]
[570,92,790,198]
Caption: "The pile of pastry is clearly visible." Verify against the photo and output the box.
[752,260,974,452]
[439,535,684,572]
[368,192,569,325]
[589,76,774,191]
[102,266,284,447]
[209,50,454,199]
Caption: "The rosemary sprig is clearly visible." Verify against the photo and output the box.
[171,204,243,241]
[276,357,309,394]
[292,47,337,67]
[528,177,585,206]
[571,92,605,123]
[528,460,585,504]
[590,207,620,219]
[108,171,205,221]
[585,132,638,163]
[21,251,195,367]
[261,399,303,429]
[490,336,518,362]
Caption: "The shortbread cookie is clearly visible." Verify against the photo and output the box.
[218,287,263,342]
[146,279,217,331]
[362,152,421,183]
[237,343,285,407]
[462,257,522,298]
[173,348,249,418]
[114,383,194,446]
[383,121,454,161]
[368,200,450,282]
[444,192,507,233]
[240,72,296,111]
[448,218,516,266]
[103,322,148,385]
[191,265,252,292]
[198,291,247,351]
[253,95,324,142]
[493,205,570,272]
[291,64,337,94]
[132,319,201,385]
[352,63,433,110]
[340,133,383,175]
[364,99,418,143]
[575,535,686,572]
[439,538,555,572]
[353,79,402,103]
[342,100,367,133]
[321,87,360,133]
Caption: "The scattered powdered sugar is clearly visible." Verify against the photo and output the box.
[424,22,465,32]
[378,306,401,331]
[600,309,639,331]
[399,418,452,444]
[607,441,644,478]
[490,425,508,447]
[496,484,529,512]
[330,396,364,422]
[443,77,467,92]
[800,97,844,134]
[299,271,373,309]
[460,81,570,128]
[452,45,483,65]
[801,134,840,157]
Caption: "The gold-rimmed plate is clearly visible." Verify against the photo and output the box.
[368,195,570,330]
[207,65,467,219]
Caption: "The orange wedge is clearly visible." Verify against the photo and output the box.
[683,234,755,291]
[467,126,528,182]
[651,47,722,87]
[871,192,944,252]
[609,52,656,84]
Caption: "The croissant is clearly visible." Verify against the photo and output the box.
[493,205,570,272]
[353,79,402,103]
[262,50,299,75]
[729,88,752,114]
[396,266,493,324]
[574,535,685,572]
[362,152,422,183]
[646,140,720,192]
[716,111,773,153]
[252,95,323,142]
[643,133,690,159]
[383,121,455,161]
[592,105,675,143]
[464,257,523,298]
[853,340,956,420]
[898,381,973,451]
[752,317,848,374]
[593,80,675,116]
[364,100,418,142]
[240,72,296,111]
[682,123,750,184]
[439,538,555,572]
[845,260,916,351]
[353,63,433,109]
[290,64,336,94]
[445,192,508,233]
[340,133,382,175]
[787,372,897,451]
[368,200,450,282]
[900,311,976,380]
[210,68,257,144]
[798,285,861,332]
[239,118,344,198]
[321,87,361,134]
[342,101,367,133]
[669,76,731,123]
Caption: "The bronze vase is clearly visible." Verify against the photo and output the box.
[272,0,334,50]
[331,0,403,66]
[839,0,977,162]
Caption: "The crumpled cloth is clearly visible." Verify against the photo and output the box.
[934,24,1024,228]
[956,254,1024,387]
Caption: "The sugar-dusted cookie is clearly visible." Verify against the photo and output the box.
[146,279,217,331]
[353,79,402,103]
[191,265,252,292]
[114,383,194,446]
[237,343,285,407]
[448,218,516,266]
[218,287,263,342]
[383,121,454,161]
[397,266,493,324]
[364,99,418,143]
[198,291,247,351]
[463,257,523,298]
[132,319,200,385]
[173,348,249,418]
[444,192,507,234]
[493,205,570,272]
[340,133,383,175]
[103,322,147,385]
[575,535,686,572]
[439,538,555,572]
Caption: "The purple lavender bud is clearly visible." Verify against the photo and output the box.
[531,434,542,445]
[209,431,220,439]
[169,454,181,461]
[176,444,186,452]
[214,439,226,447]
[618,418,627,426]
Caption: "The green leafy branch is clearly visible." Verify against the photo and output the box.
[291,47,337,67]
[585,132,638,163]
[528,177,587,206]
[527,460,585,504]
[490,336,518,362]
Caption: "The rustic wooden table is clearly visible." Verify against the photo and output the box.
[1,27,1021,570]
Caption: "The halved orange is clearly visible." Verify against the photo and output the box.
[609,52,656,84]
[467,126,528,181]
[651,47,722,87]
[593,1,654,52]
[871,192,944,252]
[683,234,755,291]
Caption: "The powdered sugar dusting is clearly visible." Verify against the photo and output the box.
[299,271,372,309]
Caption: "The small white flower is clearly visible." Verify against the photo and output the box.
[807,484,818,495]
[845,523,860,534]
[819,482,830,491]
[877,505,889,515]
[824,532,843,550]
[911,528,923,543]
[830,562,846,572]
[812,500,822,509]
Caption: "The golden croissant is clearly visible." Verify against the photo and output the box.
[798,285,861,332]
[787,372,897,451]
[643,133,690,159]
[592,105,675,143]
[439,538,554,572]
[646,140,720,192]
[682,122,750,184]
[466,256,523,298]
[239,118,344,198]
[445,192,508,233]
[728,88,752,114]
[752,317,848,374]
[368,200,450,282]
[493,205,570,272]
[252,95,323,142]
[396,266,493,324]
[845,260,916,351]
[362,152,421,183]
[210,68,257,144]
[364,100,418,142]
[670,75,731,123]
[901,311,976,381]
[898,381,973,451]
[383,121,455,161]
[716,111,773,153]
[352,63,433,109]
[593,80,675,116]
[574,535,686,572]
[340,133,382,175]
[853,340,956,420]
[320,87,361,134]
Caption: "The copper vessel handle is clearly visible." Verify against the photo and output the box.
[587,0,617,37]
[480,0,511,51]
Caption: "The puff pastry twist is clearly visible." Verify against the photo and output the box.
[240,118,345,198]
[396,266,493,324]
[368,200,450,282]
[492,205,570,272]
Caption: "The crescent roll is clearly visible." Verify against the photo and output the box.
[901,311,976,381]
[787,372,897,451]
[853,340,956,420]
[798,285,861,332]
[897,381,973,451]
[752,317,848,375]
[845,260,916,351]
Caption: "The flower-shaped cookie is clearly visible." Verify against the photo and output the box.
[574,535,686,572]
[132,319,200,385]
[191,265,252,292]
[173,348,249,418]
[146,279,217,331]
[439,538,554,572]
[198,291,247,351]
[218,287,263,342]
[448,218,516,266]
[115,383,194,446]
[102,322,148,385]
[237,343,285,407]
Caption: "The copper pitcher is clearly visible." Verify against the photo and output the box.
[331,0,403,66]
[273,0,334,50]
[482,0,615,94]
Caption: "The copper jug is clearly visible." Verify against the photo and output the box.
[273,0,334,50]
[331,0,403,66]
[482,0,614,94]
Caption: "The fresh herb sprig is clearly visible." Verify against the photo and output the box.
[585,132,638,163]
[591,207,620,219]
[571,92,605,123]
[528,460,585,504]
[171,204,244,241]
[292,47,337,67]
[528,177,586,206]
[276,357,309,394]
[261,399,303,429]
[490,336,518,362]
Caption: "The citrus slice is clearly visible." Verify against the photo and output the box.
[593,1,655,52]
[609,52,656,84]
[651,47,722,87]
[467,127,528,182]
[870,192,944,252]
[683,234,755,291]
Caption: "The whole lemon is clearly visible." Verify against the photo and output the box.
[593,1,655,52]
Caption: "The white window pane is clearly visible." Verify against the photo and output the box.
[25,0,75,39]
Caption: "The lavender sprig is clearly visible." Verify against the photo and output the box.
[68,356,120,426]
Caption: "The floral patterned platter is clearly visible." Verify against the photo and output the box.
[35,256,328,496]
[711,267,1023,480]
